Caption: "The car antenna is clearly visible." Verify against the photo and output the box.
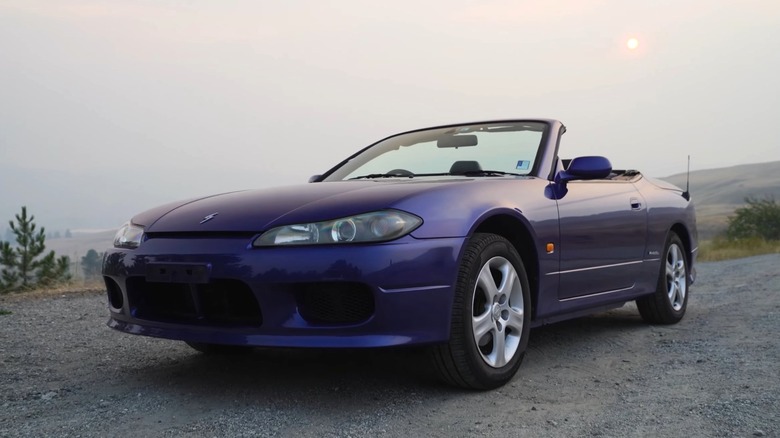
[682,155,691,201]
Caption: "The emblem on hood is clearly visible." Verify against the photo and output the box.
[199,212,219,224]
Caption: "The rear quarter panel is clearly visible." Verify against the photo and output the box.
[635,176,698,269]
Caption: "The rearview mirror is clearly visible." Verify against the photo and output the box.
[437,135,478,148]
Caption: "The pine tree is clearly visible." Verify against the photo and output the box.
[0,242,20,293]
[81,249,103,279]
[9,206,45,288]
[35,251,71,287]
[0,207,71,293]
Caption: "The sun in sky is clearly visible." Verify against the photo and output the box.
[627,37,640,50]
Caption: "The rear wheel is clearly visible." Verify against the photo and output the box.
[636,232,689,324]
[431,233,531,389]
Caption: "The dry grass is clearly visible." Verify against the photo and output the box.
[0,279,105,302]
[698,237,780,262]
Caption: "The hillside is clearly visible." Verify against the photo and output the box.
[44,230,116,262]
[662,160,780,238]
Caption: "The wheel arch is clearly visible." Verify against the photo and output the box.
[669,222,693,265]
[471,213,540,320]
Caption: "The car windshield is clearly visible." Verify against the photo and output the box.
[323,121,548,181]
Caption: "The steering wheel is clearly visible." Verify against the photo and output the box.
[386,169,414,177]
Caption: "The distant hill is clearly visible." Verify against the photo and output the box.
[44,230,116,262]
[662,161,780,238]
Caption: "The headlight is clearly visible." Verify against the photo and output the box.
[253,210,422,246]
[113,222,145,249]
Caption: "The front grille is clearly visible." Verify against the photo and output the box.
[126,278,262,326]
[143,231,258,240]
[295,282,374,324]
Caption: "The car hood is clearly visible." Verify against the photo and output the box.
[139,179,482,233]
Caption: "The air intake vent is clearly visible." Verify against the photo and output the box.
[295,282,374,324]
[126,278,262,326]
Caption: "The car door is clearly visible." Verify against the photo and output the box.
[555,179,648,299]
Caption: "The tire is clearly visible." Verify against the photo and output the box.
[186,342,254,355]
[636,232,689,324]
[431,233,531,389]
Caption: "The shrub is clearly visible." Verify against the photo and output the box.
[726,197,780,241]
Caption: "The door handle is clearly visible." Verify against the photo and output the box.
[630,197,642,210]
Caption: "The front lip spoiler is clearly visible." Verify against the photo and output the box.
[106,318,422,348]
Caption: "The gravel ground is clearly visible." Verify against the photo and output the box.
[1,254,778,438]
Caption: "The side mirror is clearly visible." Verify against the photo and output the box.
[308,174,322,183]
[556,156,612,184]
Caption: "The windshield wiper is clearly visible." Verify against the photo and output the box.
[349,170,523,180]
[459,170,524,177]
[349,172,413,180]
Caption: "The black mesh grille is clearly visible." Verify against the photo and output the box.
[295,282,374,324]
[126,278,262,326]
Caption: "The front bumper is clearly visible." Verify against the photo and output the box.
[102,235,465,348]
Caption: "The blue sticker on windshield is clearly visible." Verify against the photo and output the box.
[516,160,530,170]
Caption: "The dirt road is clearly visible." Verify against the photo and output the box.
[1,254,778,437]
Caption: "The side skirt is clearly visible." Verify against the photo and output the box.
[530,302,628,328]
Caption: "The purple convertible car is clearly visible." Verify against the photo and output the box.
[103,119,697,389]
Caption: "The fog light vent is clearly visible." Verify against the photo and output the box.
[105,277,124,310]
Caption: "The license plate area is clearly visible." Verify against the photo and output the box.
[145,263,211,284]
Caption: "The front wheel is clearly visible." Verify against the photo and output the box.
[430,233,531,389]
[636,232,689,324]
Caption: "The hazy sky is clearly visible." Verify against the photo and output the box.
[1,0,779,231]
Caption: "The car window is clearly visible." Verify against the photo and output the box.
[324,122,547,181]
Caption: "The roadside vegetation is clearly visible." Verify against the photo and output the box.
[699,237,780,262]
[698,197,780,262]
[0,206,71,294]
